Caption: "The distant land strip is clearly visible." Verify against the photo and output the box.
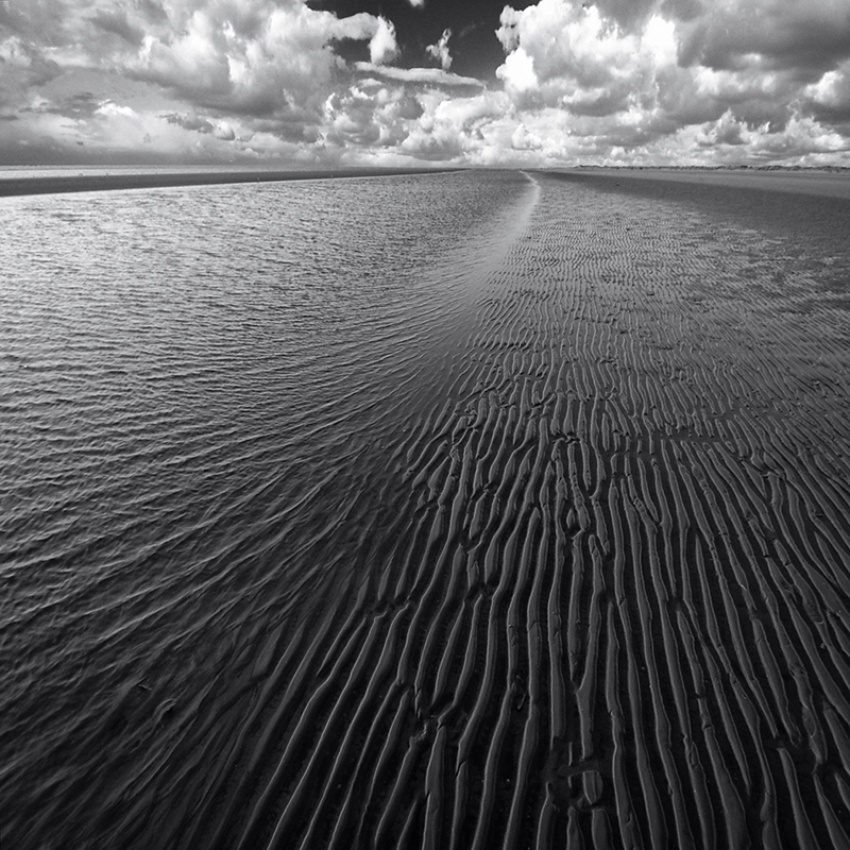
[0,167,467,198]
[546,166,850,200]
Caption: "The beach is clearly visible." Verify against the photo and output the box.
[2,168,849,849]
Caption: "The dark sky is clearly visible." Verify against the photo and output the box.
[309,0,538,78]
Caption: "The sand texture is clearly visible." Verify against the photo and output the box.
[169,173,850,848]
[2,169,849,849]
[553,167,850,200]
[0,166,461,197]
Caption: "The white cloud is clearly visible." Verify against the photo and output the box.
[511,122,543,151]
[0,36,32,68]
[807,70,845,108]
[4,1,397,117]
[323,82,424,151]
[129,3,388,115]
[748,113,849,159]
[492,0,684,141]
[805,61,850,118]
[495,1,669,106]
[355,62,483,89]
[485,0,850,165]
[2,0,850,166]
[0,0,408,163]
[426,29,452,71]
[369,17,398,66]
[96,100,137,118]
[496,48,539,96]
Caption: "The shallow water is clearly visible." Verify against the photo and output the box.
[2,170,850,849]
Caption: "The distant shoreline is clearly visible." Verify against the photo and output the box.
[3,164,849,200]
[545,166,850,200]
[0,167,466,198]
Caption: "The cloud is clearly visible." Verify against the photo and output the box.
[426,29,453,71]
[678,0,850,73]
[696,109,746,147]
[3,1,399,118]
[594,0,662,32]
[398,89,532,164]
[0,0,409,163]
[0,35,64,121]
[354,62,483,89]
[487,0,850,165]
[90,10,145,47]
[324,82,423,150]
[2,0,849,167]
[162,111,237,140]
[0,35,33,69]
[369,17,398,65]
[1,97,256,165]
[128,3,392,116]
[497,48,538,97]
[495,2,676,114]
[805,60,850,122]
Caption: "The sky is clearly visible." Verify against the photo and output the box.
[1,0,850,168]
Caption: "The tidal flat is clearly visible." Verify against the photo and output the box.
[2,168,849,849]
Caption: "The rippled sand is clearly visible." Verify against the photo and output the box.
[2,170,850,849]
[0,166,463,197]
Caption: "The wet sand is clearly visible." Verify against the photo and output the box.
[4,169,850,849]
[0,166,462,197]
[552,167,850,200]
[162,172,850,849]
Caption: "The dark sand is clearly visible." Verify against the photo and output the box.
[3,169,850,849]
[0,166,463,197]
[552,166,850,200]
[4,165,847,200]
[173,172,850,848]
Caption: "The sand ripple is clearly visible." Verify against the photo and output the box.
[2,170,850,849]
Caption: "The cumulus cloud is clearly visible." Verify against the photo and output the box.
[488,0,850,165]
[426,29,453,71]
[0,0,409,162]
[324,82,423,150]
[369,17,399,65]
[495,2,675,112]
[128,3,394,116]
[805,60,850,121]
[1,0,849,166]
